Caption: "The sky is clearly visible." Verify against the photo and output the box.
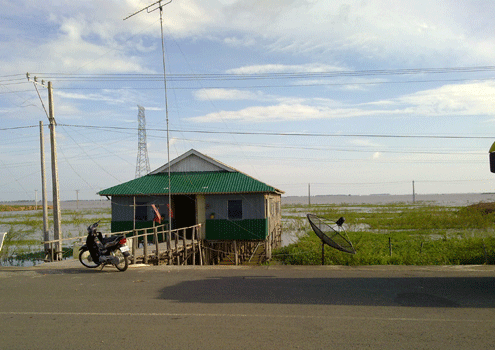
[1,0,495,201]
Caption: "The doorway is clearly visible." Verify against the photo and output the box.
[172,195,196,238]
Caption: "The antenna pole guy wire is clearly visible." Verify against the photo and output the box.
[158,3,173,238]
[124,0,173,236]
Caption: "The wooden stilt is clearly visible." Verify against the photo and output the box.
[182,228,187,265]
[154,227,159,264]
[234,240,238,266]
[143,229,148,264]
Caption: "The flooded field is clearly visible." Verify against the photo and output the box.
[277,199,495,265]
[3,195,494,266]
[0,200,111,266]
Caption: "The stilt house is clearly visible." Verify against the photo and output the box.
[98,149,283,260]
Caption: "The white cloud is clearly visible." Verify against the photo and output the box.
[396,81,495,117]
[45,18,151,74]
[294,77,383,91]
[187,103,347,123]
[350,139,381,148]
[193,88,261,101]
[226,63,345,75]
[3,1,495,78]
[189,103,354,123]
[57,87,135,103]
[223,36,256,47]
[190,80,495,123]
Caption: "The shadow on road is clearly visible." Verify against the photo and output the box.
[158,276,495,308]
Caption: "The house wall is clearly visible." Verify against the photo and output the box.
[204,193,268,240]
[169,156,223,172]
[111,194,265,222]
[196,194,206,239]
[111,196,170,221]
[204,193,265,220]
[265,194,281,224]
[265,193,282,257]
[109,193,279,241]
[111,196,170,232]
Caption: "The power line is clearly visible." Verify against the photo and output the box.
[4,77,495,93]
[57,123,495,140]
[165,135,485,156]
[0,125,38,131]
[27,65,495,82]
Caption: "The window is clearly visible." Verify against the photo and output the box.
[228,200,242,220]
[135,202,148,221]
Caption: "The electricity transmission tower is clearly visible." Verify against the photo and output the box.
[135,105,151,178]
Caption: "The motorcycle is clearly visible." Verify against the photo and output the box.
[78,221,130,271]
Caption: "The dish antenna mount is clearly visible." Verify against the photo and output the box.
[307,214,355,265]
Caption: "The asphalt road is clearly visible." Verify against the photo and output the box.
[1,261,495,350]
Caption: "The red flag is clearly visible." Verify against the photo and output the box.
[151,204,162,223]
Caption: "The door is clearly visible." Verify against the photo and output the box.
[172,195,196,238]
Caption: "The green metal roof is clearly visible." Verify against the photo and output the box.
[98,171,283,196]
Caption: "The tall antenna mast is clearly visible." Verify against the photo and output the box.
[135,105,151,178]
[125,0,173,232]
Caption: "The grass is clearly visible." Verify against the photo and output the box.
[275,202,495,265]
[4,200,495,266]
[0,205,52,212]
[0,206,111,266]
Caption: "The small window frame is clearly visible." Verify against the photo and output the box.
[228,200,243,220]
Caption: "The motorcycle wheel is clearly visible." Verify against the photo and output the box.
[112,249,129,272]
[79,249,100,268]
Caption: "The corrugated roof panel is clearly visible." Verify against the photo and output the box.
[98,172,282,196]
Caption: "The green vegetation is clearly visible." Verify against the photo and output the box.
[0,206,111,266]
[275,202,495,265]
[4,200,495,266]
[0,204,52,212]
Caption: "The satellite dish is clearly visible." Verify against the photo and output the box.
[489,141,495,173]
[307,214,355,254]
[0,232,6,252]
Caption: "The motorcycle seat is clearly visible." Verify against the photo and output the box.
[101,235,121,247]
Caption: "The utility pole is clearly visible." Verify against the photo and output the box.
[412,180,416,203]
[308,183,311,207]
[76,190,79,209]
[39,121,49,254]
[48,82,63,260]
[28,74,62,260]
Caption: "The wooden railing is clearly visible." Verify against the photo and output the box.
[44,223,204,266]
[44,222,280,266]
[44,234,87,262]
[125,223,203,265]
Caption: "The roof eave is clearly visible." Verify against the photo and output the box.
[99,190,283,197]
